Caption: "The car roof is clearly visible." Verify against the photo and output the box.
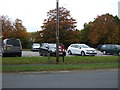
[102,44,118,45]
[70,44,86,45]
[4,38,19,40]
[33,43,40,44]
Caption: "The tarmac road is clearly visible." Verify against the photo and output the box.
[22,51,112,57]
[22,51,40,57]
[2,69,118,88]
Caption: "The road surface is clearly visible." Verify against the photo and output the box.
[2,69,118,88]
[22,51,112,57]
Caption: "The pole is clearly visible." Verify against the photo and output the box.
[56,0,59,63]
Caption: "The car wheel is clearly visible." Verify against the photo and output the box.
[18,53,22,57]
[39,51,43,56]
[118,52,120,56]
[103,51,107,55]
[68,50,72,55]
[2,53,6,57]
[81,51,85,56]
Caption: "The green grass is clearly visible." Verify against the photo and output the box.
[22,49,31,51]
[2,56,119,65]
[3,63,118,73]
[2,56,119,73]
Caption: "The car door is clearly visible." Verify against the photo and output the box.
[75,45,81,54]
[41,44,49,55]
[69,45,76,54]
[106,45,115,54]
[111,45,117,54]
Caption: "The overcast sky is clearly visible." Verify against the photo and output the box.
[0,0,119,32]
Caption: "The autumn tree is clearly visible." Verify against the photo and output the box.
[30,30,44,43]
[1,15,14,39]
[88,13,120,45]
[13,19,30,48]
[41,7,80,47]
[1,16,30,48]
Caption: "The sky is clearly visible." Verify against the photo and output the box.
[0,0,119,32]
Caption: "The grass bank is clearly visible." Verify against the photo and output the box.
[3,63,118,73]
[2,56,119,73]
[2,56,119,65]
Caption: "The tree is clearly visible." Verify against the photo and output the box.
[41,7,80,47]
[79,23,90,44]
[13,19,30,48]
[30,30,44,43]
[1,16,30,48]
[1,15,14,39]
[88,13,120,45]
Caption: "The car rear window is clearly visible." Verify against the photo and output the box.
[48,44,56,48]
[7,39,20,46]
[116,45,120,49]
[33,43,40,46]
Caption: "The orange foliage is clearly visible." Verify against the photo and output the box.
[88,14,120,45]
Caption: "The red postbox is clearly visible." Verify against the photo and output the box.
[61,45,65,53]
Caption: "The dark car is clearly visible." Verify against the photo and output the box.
[2,38,22,57]
[97,44,102,51]
[39,43,66,56]
[99,44,120,55]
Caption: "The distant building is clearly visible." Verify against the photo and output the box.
[118,1,120,19]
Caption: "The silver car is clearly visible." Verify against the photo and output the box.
[31,43,40,51]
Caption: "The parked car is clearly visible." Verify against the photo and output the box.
[2,38,22,57]
[39,43,66,56]
[97,44,102,51]
[99,44,120,55]
[31,43,40,51]
[67,44,97,56]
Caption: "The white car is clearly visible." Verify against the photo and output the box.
[67,44,97,56]
[31,43,40,51]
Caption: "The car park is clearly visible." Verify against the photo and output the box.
[2,38,22,57]
[98,44,120,55]
[67,44,97,56]
[31,43,40,51]
[39,43,66,56]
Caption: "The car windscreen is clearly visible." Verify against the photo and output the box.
[48,44,61,48]
[48,44,56,48]
[33,44,40,46]
[7,39,20,46]
[116,45,120,49]
[80,44,90,48]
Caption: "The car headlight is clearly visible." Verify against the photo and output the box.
[51,48,56,52]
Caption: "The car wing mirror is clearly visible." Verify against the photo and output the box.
[115,47,117,49]
[46,46,49,49]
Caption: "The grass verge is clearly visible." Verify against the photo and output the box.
[22,49,31,51]
[3,63,118,73]
[2,56,119,65]
[2,56,119,73]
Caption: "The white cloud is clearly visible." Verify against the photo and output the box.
[0,0,119,32]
